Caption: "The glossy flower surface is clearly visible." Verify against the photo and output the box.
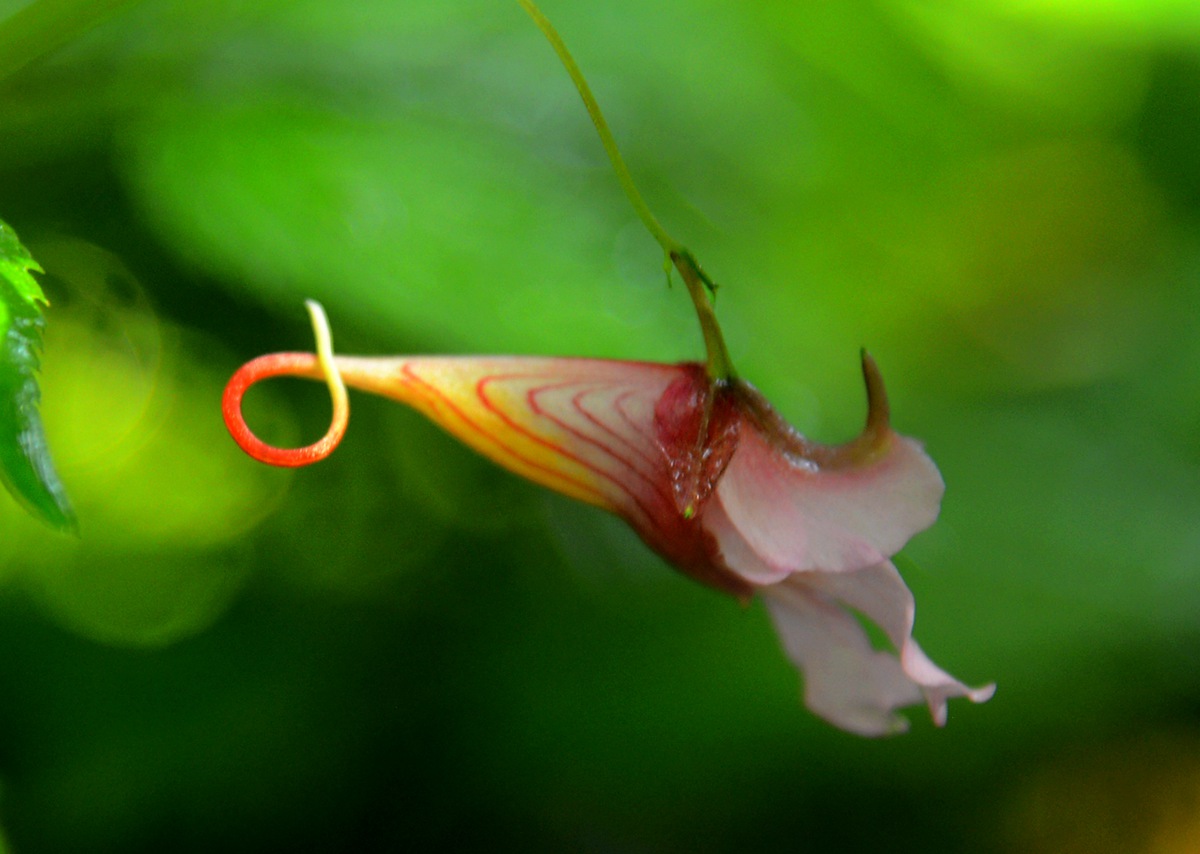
[224,330,993,735]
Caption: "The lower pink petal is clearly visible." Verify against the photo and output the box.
[762,562,993,736]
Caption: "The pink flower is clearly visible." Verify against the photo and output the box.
[224,306,993,735]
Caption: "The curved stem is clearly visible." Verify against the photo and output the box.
[305,299,349,421]
[222,301,348,467]
[518,0,735,381]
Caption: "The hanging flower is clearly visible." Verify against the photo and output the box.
[223,0,992,735]
[223,302,993,736]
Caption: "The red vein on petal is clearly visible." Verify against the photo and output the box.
[398,364,613,510]
[542,382,664,503]
[527,380,659,491]
[475,373,644,513]
[476,372,670,524]
[571,386,662,481]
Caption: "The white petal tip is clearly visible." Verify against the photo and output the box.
[928,682,996,728]
[970,683,997,704]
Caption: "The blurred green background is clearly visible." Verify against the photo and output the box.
[2,0,1199,850]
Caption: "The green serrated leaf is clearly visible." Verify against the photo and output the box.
[0,218,48,306]
[0,218,75,532]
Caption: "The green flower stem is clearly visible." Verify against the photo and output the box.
[669,249,736,382]
[518,0,736,381]
[0,0,137,83]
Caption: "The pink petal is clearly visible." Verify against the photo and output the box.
[761,562,993,736]
[714,425,944,577]
[701,496,792,586]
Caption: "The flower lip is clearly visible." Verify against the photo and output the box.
[697,349,944,582]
